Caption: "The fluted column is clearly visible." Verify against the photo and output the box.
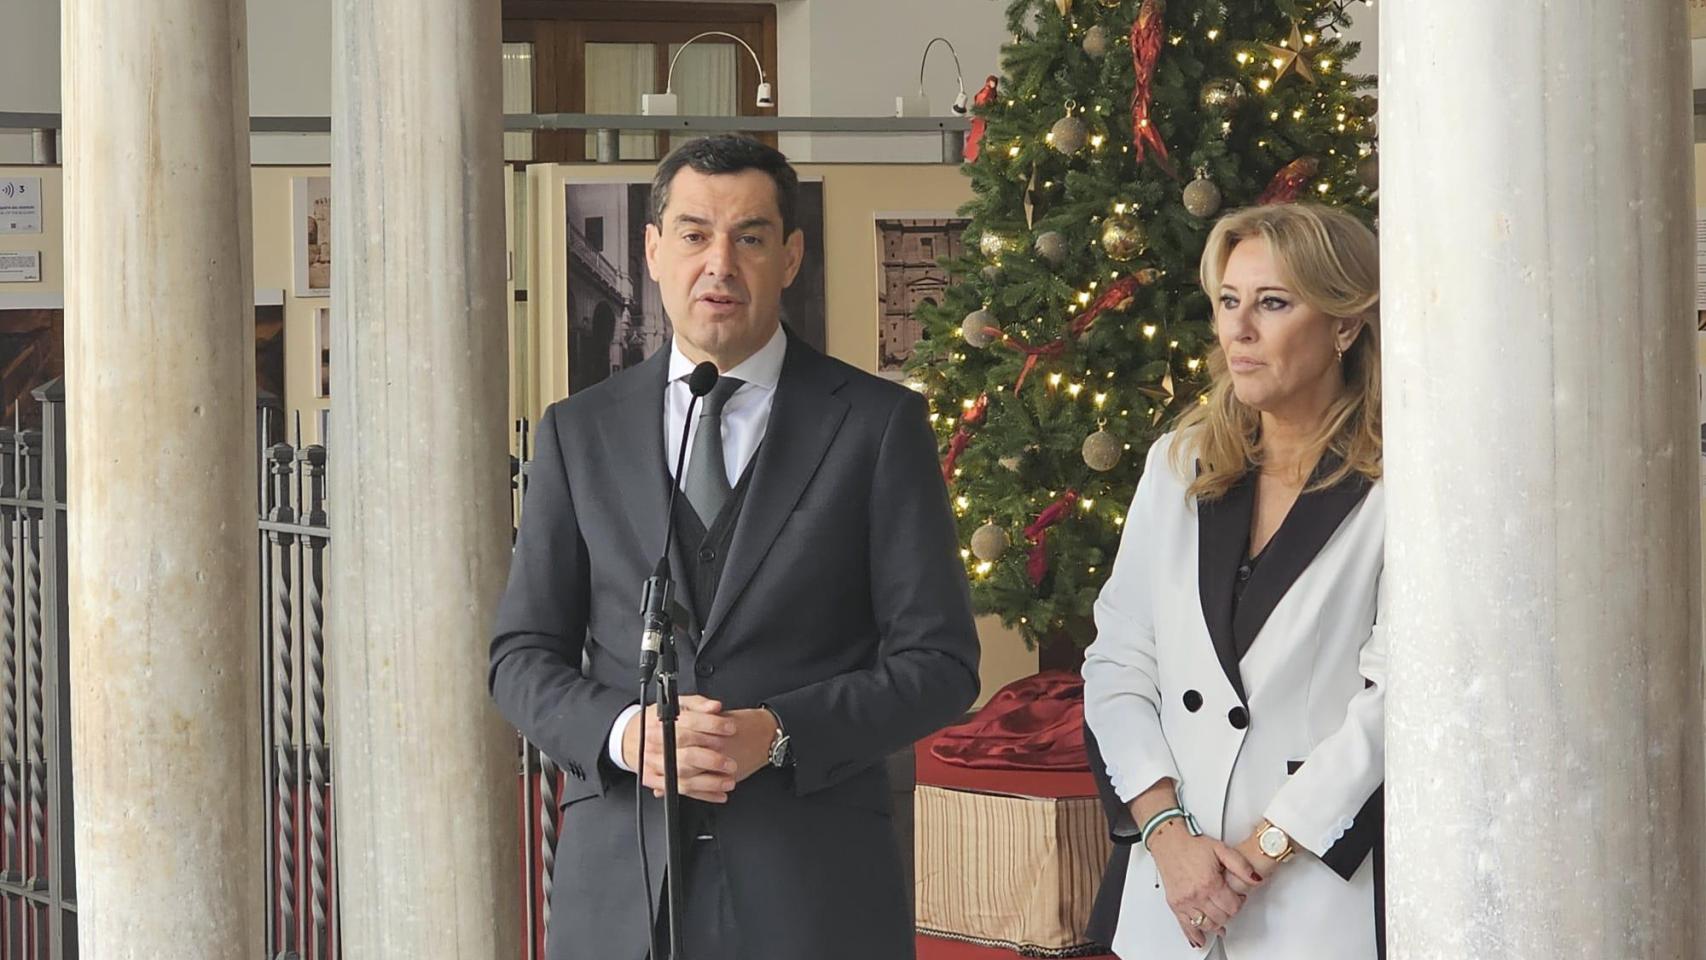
[60,0,262,955]
[329,0,520,954]
[1381,3,1703,957]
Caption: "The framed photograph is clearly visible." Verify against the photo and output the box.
[293,176,332,298]
[874,213,971,375]
[564,177,827,394]
[313,306,331,399]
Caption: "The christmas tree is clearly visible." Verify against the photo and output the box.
[905,0,1377,651]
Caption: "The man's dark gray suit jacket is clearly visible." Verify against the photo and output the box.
[489,332,981,960]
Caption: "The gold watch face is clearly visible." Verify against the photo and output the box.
[1258,825,1289,859]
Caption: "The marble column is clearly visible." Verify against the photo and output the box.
[1381,3,1702,958]
[60,0,262,956]
[329,0,519,956]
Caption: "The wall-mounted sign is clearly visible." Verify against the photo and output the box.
[0,251,42,283]
[0,179,42,235]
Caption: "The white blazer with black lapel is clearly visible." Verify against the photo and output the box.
[1082,430,1385,960]
[489,330,982,960]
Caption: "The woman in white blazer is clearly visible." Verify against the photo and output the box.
[1082,203,1383,960]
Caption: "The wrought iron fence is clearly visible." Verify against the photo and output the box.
[256,409,564,960]
[0,391,923,960]
[257,400,336,960]
[0,381,76,960]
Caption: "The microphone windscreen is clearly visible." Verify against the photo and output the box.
[687,361,720,397]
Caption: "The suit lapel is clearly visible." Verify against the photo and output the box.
[1232,462,1371,660]
[699,337,849,650]
[1197,467,1253,704]
[592,346,701,629]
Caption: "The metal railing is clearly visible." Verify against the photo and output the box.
[0,382,75,960]
[257,401,335,960]
[0,113,973,165]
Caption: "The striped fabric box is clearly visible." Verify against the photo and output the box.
[914,737,1114,958]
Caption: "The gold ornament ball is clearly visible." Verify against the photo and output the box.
[1050,114,1089,155]
[971,522,1012,562]
[1082,428,1123,472]
[978,232,1010,258]
[1082,25,1111,59]
[1199,79,1247,114]
[1034,230,1069,266]
[1183,176,1223,218]
[1101,214,1147,262]
[962,309,998,348]
[1357,154,1379,190]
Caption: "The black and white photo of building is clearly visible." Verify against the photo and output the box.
[567,179,827,394]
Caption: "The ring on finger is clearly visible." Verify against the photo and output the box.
[1190,912,1206,928]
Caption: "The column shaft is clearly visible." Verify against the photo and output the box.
[1381,3,1703,957]
[329,0,520,954]
[61,0,263,955]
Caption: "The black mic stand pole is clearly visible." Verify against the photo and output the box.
[655,609,687,959]
[641,360,719,959]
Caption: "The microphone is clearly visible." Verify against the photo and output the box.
[639,360,720,681]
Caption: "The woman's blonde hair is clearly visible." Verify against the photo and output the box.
[1169,203,1382,501]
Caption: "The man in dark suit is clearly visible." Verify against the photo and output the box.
[489,135,981,960]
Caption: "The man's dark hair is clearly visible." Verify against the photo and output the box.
[650,135,801,238]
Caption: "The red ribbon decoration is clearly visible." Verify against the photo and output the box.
[994,275,1141,396]
[965,76,1000,163]
[1068,276,1141,338]
[1130,0,1177,178]
[1024,489,1080,586]
[1257,156,1321,204]
[941,392,990,483]
[998,335,1068,394]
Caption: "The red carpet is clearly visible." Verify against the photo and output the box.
[916,933,1114,960]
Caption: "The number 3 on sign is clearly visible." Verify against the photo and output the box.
[0,178,42,235]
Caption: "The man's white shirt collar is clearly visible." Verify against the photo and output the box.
[667,324,787,393]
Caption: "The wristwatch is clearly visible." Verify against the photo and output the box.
[762,705,793,768]
[1255,819,1296,863]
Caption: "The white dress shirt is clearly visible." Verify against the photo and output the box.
[607,325,787,771]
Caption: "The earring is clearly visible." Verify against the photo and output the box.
[1335,344,1345,363]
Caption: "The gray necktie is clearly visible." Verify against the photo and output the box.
[683,377,745,522]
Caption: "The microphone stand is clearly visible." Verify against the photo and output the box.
[656,614,687,960]
[640,364,717,959]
